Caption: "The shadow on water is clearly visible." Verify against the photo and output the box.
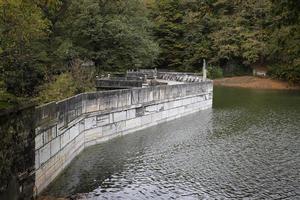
[43,86,300,199]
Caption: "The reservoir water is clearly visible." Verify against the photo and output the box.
[43,87,300,199]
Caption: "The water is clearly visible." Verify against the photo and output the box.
[44,87,300,199]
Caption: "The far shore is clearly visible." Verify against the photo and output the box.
[213,76,300,90]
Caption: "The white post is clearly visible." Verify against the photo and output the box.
[203,59,207,81]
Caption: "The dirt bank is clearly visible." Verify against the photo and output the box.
[214,76,300,90]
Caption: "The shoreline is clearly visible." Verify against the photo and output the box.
[213,76,300,90]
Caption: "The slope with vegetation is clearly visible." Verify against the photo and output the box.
[0,0,158,106]
[148,0,300,82]
[0,0,299,107]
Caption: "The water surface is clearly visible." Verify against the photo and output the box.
[44,87,300,199]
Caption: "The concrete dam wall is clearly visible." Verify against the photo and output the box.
[34,75,213,194]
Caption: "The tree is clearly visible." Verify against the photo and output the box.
[268,0,300,83]
[182,0,213,71]
[150,0,185,70]
[209,0,271,68]
[0,0,50,97]
[60,0,159,72]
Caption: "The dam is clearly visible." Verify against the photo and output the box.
[1,71,300,199]
[34,71,213,195]
[43,86,300,199]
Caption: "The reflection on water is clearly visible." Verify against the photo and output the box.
[44,87,300,199]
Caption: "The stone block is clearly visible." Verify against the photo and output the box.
[85,116,96,130]
[60,130,70,148]
[145,104,158,113]
[126,109,136,120]
[130,89,139,105]
[164,101,174,110]
[113,111,127,123]
[182,98,190,106]
[70,124,79,141]
[35,151,40,169]
[96,114,110,126]
[173,99,182,108]
[151,112,163,122]
[85,127,103,141]
[50,136,61,157]
[98,95,109,111]
[109,94,118,109]
[86,99,98,113]
[39,143,51,165]
[148,90,154,102]
[43,126,56,144]
[117,91,130,108]
[79,120,85,133]
[167,108,179,118]
[126,118,141,130]
[141,114,152,126]
[153,88,160,101]
[102,124,117,136]
[35,133,43,150]
[115,121,126,133]
[159,86,166,100]
[161,110,168,119]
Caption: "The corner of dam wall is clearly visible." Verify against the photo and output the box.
[34,79,213,194]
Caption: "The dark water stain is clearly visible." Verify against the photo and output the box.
[43,87,300,199]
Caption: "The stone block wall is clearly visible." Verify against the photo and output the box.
[34,79,213,194]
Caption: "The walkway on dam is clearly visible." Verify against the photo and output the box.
[154,79,184,85]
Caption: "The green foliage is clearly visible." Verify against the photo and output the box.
[0,0,159,103]
[149,0,299,83]
[151,0,185,69]
[223,62,252,77]
[68,59,96,93]
[207,66,223,79]
[37,60,95,103]
[0,81,15,109]
[182,1,213,71]
[37,73,77,103]
[0,0,50,97]
[150,0,272,70]
[267,0,300,83]
[60,0,159,71]
[1,0,300,105]
[269,63,300,84]
[209,0,271,66]
[0,106,35,195]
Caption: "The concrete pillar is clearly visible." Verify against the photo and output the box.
[203,59,207,81]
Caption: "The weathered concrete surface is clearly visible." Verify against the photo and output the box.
[34,73,213,195]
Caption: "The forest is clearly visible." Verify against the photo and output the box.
[0,0,299,106]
